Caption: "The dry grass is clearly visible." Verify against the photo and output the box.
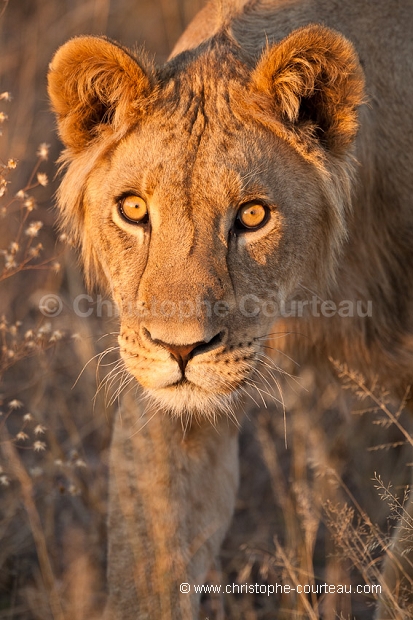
[222,374,412,620]
[0,1,412,619]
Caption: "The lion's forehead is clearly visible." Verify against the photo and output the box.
[154,78,245,138]
[157,39,251,115]
[134,51,257,173]
[105,115,309,236]
[96,53,316,230]
[101,47,291,207]
[109,119,265,209]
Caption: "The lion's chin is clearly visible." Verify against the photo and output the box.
[142,382,240,419]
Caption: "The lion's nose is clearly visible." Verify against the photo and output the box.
[145,330,224,373]
[156,341,203,372]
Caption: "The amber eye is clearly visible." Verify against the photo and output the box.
[119,195,148,224]
[235,202,269,232]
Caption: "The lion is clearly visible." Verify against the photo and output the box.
[47,0,413,617]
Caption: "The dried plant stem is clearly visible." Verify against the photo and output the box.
[330,470,413,594]
[274,537,319,620]
[331,360,413,448]
[0,0,9,19]
[0,429,65,620]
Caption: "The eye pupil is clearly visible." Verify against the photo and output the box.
[119,195,148,224]
[236,202,268,231]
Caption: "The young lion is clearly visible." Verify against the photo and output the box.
[48,0,413,617]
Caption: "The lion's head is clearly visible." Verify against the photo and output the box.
[48,26,364,416]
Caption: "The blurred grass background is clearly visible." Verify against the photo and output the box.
[0,1,412,618]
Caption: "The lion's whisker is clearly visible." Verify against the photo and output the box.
[260,344,301,367]
[72,345,120,388]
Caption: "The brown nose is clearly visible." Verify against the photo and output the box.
[147,331,224,374]
[157,342,204,372]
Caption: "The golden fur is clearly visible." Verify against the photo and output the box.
[48,0,413,617]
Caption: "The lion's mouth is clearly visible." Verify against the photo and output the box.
[144,381,241,418]
[170,376,191,388]
[119,328,261,415]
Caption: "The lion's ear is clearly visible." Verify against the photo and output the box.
[251,25,365,152]
[48,36,153,152]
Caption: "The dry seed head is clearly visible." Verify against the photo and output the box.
[0,475,10,487]
[0,179,8,197]
[0,92,11,101]
[38,322,51,335]
[8,399,23,409]
[25,221,43,237]
[34,424,46,435]
[7,158,17,169]
[49,330,63,342]
[16,431,29,441]
[0,112,8,123]
[36,172,48,187]
[24,197,36,211]
[33,440,46,452]
[4,254,17,269]
[28,243,43,257]
[37,143,50,161]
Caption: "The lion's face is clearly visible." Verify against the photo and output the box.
[48,29,364,415]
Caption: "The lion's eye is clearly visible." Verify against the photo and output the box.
[235,202,269,232]
[119,195,148,224]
